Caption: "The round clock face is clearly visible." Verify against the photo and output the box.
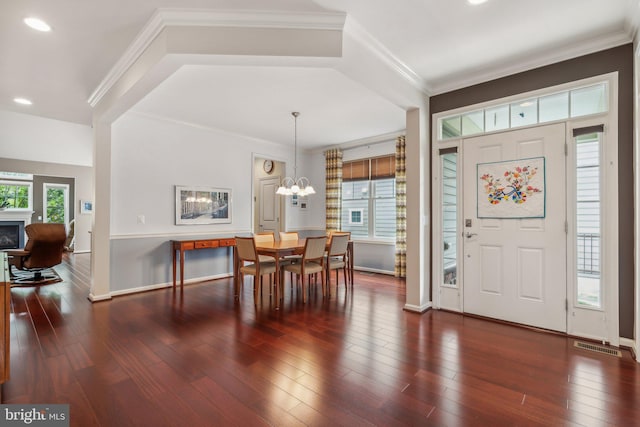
[263,159,274,174]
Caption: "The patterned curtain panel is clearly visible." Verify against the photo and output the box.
[395,136,407,278]
[325,148,343,232]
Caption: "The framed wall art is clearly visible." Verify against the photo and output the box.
[477,157,545,219]
[80,200,93,215]
[175,186,232,225]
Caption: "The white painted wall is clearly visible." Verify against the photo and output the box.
[111,112,322,236]
[0,110,92,166]
[342,140,396,162]
[285,150,326,232]
[0,110,93,253]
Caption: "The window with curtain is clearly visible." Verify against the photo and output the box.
[341,155,396,240]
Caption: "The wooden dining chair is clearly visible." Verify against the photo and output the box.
[327,231,352,285]
[283,235,327,303]
[325,233,350,294]
[279,231,299,241]
[235,236,276,302]
[278,231,302,278]
[254,232,276,262]
[253,232,277,288]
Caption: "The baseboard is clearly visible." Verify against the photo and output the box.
[403,302,433,313]
[108,273,234,298]
[71,250,91,254]
[619,337,637,360]
[109,282,174,297]
[354,266,395,275]
[87,292,112,302]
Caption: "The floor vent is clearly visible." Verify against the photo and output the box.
[574,341,622,357]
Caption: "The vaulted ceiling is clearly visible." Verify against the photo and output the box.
[1,0,637,149]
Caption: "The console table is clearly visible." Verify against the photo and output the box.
[171,238,236,289]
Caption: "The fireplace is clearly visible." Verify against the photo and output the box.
[0,210,33,250]
[0,222,24,249]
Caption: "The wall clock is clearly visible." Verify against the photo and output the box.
[263,159,274,174]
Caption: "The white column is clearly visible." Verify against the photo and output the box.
[89,120,112,302]
[404,105,431,312]
[634,41,640,361]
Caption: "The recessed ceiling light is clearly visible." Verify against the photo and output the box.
[468,0,488,5]
[14,98,33,105]
[24,17,51,32]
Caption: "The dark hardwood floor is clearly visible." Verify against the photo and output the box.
[2,253,640,426]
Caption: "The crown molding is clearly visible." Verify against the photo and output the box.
[88,9,166,107]
[127,110,287,149]
[431,28,633,95]
[155,8,346,30]
[344,18,430,96]
[313,129,404,154]
[88,8,347,108]
[627,0,640,47]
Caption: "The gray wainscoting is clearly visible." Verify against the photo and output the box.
[110,232,396,295]
[110,235,235,294]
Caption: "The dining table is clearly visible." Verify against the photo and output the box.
[233,238,354,309]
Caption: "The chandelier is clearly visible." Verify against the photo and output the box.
[276,112,315,196]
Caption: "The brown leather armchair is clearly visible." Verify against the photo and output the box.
[6,223,67,283]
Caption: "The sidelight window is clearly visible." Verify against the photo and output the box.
[575,131,602,309]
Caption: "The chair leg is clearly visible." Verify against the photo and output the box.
[321,272,326,297]
[301,274,306,303]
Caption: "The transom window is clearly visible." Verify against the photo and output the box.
[438,82,608,140]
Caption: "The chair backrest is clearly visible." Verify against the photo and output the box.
[303,236,327,260]
[279,231,299,242]
[328,231,350,245]
[23,223,67,269]
[328,234,349,256]
[254,232,275,245]
[235,236,258,262]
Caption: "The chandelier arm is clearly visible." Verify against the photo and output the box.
[277,111,313,197]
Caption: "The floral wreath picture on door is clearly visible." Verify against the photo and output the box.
[477,157,545,219]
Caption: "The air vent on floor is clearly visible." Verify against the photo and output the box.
[574,341,622,357]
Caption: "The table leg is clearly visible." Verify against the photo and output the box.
[349,243,354,286]
[172,246,177,289]
[274,259,280,310]
[179,248,185,289]
[233,246,239,300]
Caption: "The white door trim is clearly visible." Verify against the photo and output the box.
[431,73,619,343]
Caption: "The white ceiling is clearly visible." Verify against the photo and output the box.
[1,0,638,150]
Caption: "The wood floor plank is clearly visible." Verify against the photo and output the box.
[3,253,640,426]
[190,376,270,426]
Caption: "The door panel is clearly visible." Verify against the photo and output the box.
[259,177,280,234]
[463,123,567,332]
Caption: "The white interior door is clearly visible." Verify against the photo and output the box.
[463,123,567,332]
[259,177,280,234]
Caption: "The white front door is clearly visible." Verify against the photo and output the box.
[259,177,281,235]
[462,123,567,332]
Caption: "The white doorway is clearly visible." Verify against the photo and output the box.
[258,176,281,234]
[462,124,567,332]
[43,182,69,225]
[432,75,619,343]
